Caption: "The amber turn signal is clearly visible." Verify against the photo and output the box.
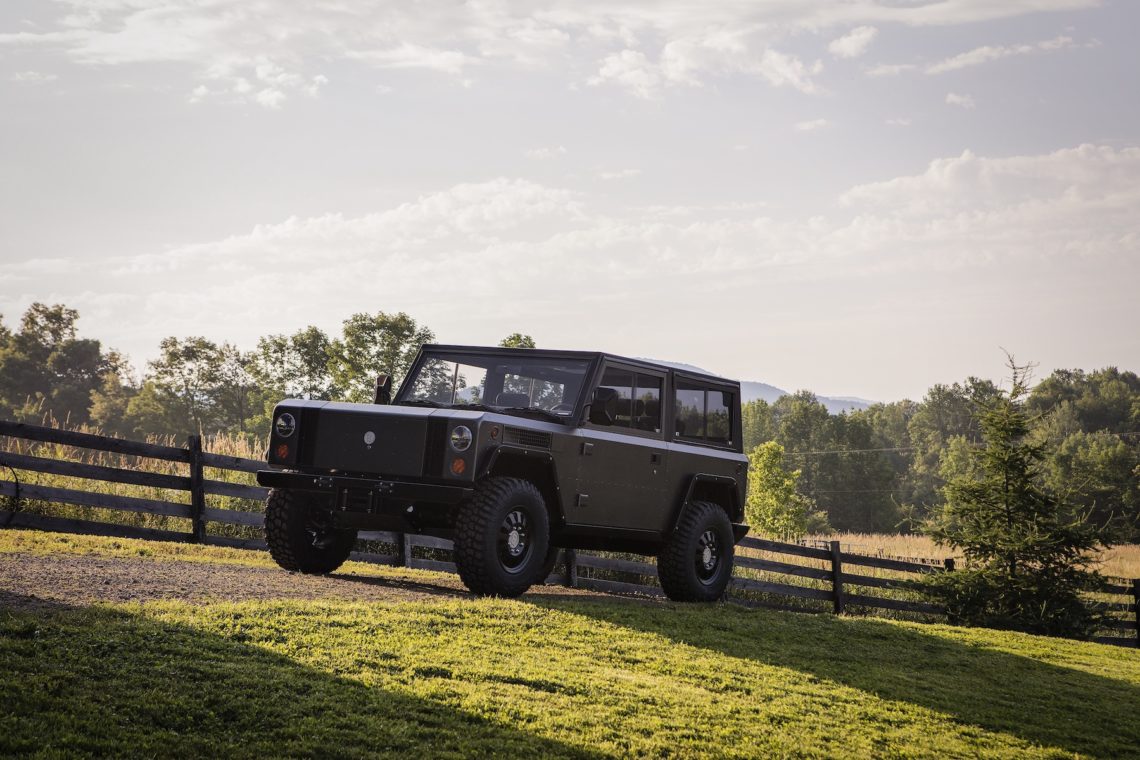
[275,443,290,460]
[450,457,466,475]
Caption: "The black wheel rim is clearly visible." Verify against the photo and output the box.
[304,508,339,551]
[695,529,721,583]
[498,508,532,573]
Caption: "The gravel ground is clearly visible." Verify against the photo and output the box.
[0,552,600,611]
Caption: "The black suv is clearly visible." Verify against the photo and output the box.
[257,345,749,601]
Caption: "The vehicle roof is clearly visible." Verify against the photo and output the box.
[421,344,741,388]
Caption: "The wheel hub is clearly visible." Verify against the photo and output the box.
[696,529,720,580]
[499,508,531,569]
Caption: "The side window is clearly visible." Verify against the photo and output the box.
[675,382,705,439]
[591,368,663,435]
[706,390,731,444]
[597,368,633,428]
[634,374,663,433]
[675,381,735,446]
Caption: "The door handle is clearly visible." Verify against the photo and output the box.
[650,452,662,465]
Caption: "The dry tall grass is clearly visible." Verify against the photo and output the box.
[0,424,266,538]
[820,532,1140,581]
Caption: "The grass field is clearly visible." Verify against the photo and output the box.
[2,530,1139,758]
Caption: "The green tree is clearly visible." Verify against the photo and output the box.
[0,303,113,425]
[498,333,536,348]
[902,379,1000,527]
[745,442,825,540]
[248,326,337,401]
[741,399,775,452]
[1044,430,1139,539]
[925,358,1107,638]
[328,312,434,402]
[147,337,227,434]
[1027,367,1140,434]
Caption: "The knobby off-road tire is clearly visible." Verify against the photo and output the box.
[454,477,550,598]
[658,500,735,602]
[264,488,356,574]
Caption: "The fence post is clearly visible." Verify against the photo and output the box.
[1133,579,1139,648]
[565,548,577,588]
[400,533,413,567]
[829,540,844,615]
[187,435,206,543]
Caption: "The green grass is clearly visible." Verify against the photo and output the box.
[3,532,1140,758]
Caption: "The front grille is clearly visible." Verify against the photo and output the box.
[505,427,552,449]
[423,419,449,476]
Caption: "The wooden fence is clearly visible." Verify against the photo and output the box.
[1,419,1136,647]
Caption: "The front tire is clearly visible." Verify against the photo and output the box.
[658,501,735,602]
[264,488,356,574]
[454,477,550,597]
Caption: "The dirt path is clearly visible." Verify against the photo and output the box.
[0,553,601,611]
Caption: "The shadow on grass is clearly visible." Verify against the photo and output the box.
[529,595,1140,759]
[0,592,597,758]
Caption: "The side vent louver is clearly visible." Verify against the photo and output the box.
[505,427,552,449]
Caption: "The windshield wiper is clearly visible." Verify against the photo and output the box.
[402,399,443,408]
[452,403,495,411]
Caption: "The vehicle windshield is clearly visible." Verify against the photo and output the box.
[399,350,593,419]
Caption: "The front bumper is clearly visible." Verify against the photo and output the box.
[256,470,474,505]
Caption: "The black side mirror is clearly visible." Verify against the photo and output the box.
[373,374,392,405]
[588,387,618,426]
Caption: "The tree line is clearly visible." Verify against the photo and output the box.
[1,302,1136,540]
[0,303,440,441]
[742,367,1140,541]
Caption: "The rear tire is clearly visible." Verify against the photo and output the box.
[454,477,550,597]
[658,501,735,602]
[264,488,356,574]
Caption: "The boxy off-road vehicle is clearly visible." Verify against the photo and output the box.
[257,345,749,601]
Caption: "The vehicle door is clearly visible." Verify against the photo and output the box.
[571,363,669,530]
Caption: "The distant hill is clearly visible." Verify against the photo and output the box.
[645,359,873,414]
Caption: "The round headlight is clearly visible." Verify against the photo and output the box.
[449,425,473,452]
[275,413,296,438]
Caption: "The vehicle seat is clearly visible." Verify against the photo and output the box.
[637,399,660,431]
[495,392,531,407]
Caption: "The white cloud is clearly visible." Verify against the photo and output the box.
[5,142,1134,398]
[346,44,474,76]
[864,62,917,77]
[9,70,59,84]
[945,92,975,109]
[926,35,1077,73]
[589,49,661,99]
[886,117,912,126]
[254,88,287,109]
[525,146,568,160]
[6,0,1088,105]
[795,119,830,131]
[828,26,878,59]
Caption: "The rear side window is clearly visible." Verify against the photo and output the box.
[594,368,664,434]
[674,380,735,446]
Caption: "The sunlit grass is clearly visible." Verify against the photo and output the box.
[1,530,1138,758]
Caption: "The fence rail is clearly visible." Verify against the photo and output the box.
[1,419,1137,647]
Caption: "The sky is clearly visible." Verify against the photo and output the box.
[1,0,1137,403]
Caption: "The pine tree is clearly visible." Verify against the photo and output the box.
[925,357,1107,638]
